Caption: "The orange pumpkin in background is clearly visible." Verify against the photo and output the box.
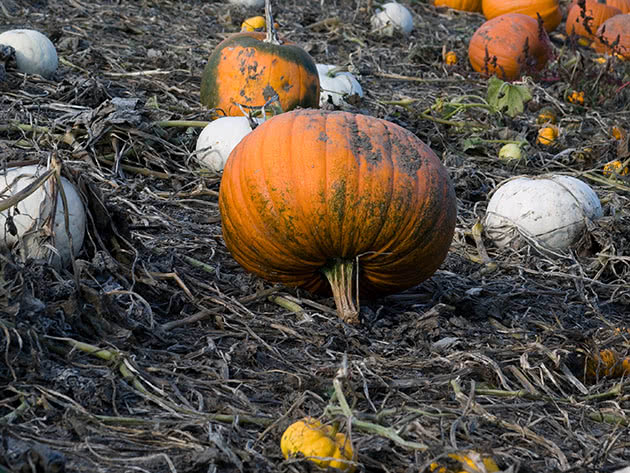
[200,32,320,116]
[570,0,630,14]
[481,0,562,32]
[566,0,622,41]
[433,0,482,12]
[592,13,630,59]
[218,109,457,325]
[468,13,553,81]
[608,0,630,12]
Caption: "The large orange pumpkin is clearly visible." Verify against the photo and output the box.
[592,13,630,59]
[566,0,622,41]
[200,31,320,116]
[481,0,562,32]
[218,109,457,324]
[468,13,553,81]
[433,0,482,12]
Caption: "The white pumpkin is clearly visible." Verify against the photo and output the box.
[195,117,261,172]
[227,0,265,7]
[316,64,364,107]
[484,175,602,250]
[0,165,86,268]
[0,29,58,78]
[370,2,414,36]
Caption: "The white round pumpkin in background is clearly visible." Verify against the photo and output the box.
[316,64,364,107]
[195,117,262,172]
[484,175,602,250]
[227,0,265,7]
[0,29,58,78]
[370,2,414,36]
[0,165,86,268]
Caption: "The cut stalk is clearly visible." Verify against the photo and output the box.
[322,259,359,325]
[264,0,281,45]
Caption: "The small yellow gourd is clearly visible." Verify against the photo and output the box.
[430,450,500,473]
[537,125,558,145]
[241,16,267,31]
[498,143,524,163]
[281,417,355,471]
[444,51,458,65]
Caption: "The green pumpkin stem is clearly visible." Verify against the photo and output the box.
[322,259,360,325]
[264,0,281,45]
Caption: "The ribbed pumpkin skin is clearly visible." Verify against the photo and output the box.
[218,109,457,296]
[200,32,320,116]
[607,0,630,13]
[468,13,553,81]
[482,0,562,32]
[593,14,630,59]
[570,0,629,14]
[433,0,482,12]
[566,1,622,40]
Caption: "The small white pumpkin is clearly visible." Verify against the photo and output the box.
[0,29,58,78]
[0,165,86,268]
[370,2,414,36]
[227,0,265,7]
[316,64,364,107]
[195,117,262,172]
[484,175,602,250]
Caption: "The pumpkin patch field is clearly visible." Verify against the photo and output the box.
[2,0,630,472]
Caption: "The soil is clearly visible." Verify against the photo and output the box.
[1,1,630,472]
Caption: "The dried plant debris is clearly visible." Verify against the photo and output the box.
[1,0,629,472]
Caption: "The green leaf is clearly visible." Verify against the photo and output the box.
[461,137,484,152]
[486,76,532,118]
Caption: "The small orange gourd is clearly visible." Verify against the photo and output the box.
[482,0,562,32]
[592,13,630,59]
[567,90,585,104]
[433,0,482,12]
[585,349,630,379]
[468,13,553,81]
[281,418,355,471]
[603,160,629,176]
[566,1,622,42]
[444,51,458,65]
[537,125,558,145]
[612,126,626,140]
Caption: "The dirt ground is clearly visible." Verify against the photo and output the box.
[1,0,630,472]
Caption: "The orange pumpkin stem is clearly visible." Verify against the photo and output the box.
[322,259,360,325]
[264,0,281,45]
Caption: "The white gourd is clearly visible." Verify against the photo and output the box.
[370,2,414,36]
[195,117,261,172]
[0,29,58,78]
[227,0,265,7]
[0,165,86,268]
[316,64,364,107]
[484,175,602,250]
